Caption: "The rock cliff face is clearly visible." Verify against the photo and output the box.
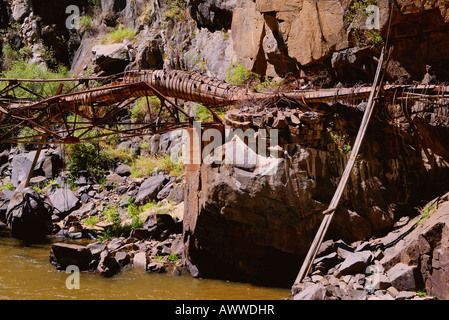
[227,0,449,83]
[183,103,449,286]
[2,0,449,84]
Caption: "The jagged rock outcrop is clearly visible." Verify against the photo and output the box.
[191,0,449,82]
[380,194,449,299]
[290,193,449,300]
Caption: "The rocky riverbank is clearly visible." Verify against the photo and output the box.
[292,192,449,300]
[0,131,188,278]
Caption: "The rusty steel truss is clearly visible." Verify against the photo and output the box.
[1,68,449,146]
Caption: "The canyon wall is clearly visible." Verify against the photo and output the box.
[182,103,449,286]
[3,0,449,84]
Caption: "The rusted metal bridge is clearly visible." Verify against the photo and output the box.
[1,68,448,146]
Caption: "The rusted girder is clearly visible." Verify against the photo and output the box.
[1,68,449,145]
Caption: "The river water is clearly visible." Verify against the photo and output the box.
[0,232,290,300]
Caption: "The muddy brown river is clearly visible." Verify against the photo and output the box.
[0,234,289,300]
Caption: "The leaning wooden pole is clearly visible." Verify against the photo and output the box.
[292,47,387,291]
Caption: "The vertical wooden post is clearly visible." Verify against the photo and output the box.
[185,123,225,182]
[185,123,202,181]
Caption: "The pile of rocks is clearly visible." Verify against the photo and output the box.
[292,193,449,300]
[0,133,187,277]
[291,239,434,300]
[52,171,184,240]
[50,226,185,278]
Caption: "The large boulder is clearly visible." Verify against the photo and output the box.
[143,213,182,240]
[133,33,164,70]
[10,149,63,187]
[387,263,421,292]
[96,250,121,277]
[135,175,169,205]
[10,151,45,188]
[50,243,94,271]
[338,251,374,275]
[92,42,133,74]
[46,185,80,219]
[285,0,345,66]
[5,187,52,242]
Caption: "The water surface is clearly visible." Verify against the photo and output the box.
[0,234,289,300]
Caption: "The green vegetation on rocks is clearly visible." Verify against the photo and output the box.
[347,0,384,47]
[101,26,135,44]
[1,46,69,99]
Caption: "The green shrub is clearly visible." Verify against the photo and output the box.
[417,203,436,224]
[14,127,40,146]
[101,26,135,44]
[82,216,100,226]
[162,0,187,22]
[226,62,279,92]
[1,58,69,99]
[127,197,144,229]
[138,2,155,25]
[99,201,145,240]
[417,289,427,297]
[130,97,161,122]
[99,205,122,240]
[79,15,94,32]
[131,154,184,178]
[167,252,179,262]
[347,0,384,47]
[226,62,254,87]
[1,43,22,69]
[103,206,120,224]
[0,181,14,191]
[194,103,213,122]
[105,146,135,165]
[65,141,110,182]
